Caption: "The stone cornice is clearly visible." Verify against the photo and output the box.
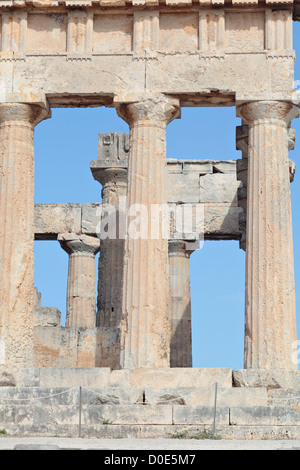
[0,0,296,9]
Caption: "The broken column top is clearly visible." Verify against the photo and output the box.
[98,132,129,168]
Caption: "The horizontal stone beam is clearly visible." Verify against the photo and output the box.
[34,202,243,241]
[35,158,243,241]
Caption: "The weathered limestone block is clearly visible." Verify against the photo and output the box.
[0,371,16,387]
[229,406,300,426]
[144,386,268,407]
[168,171,201,203]
[84,405,173,425]
[33,325,120,369]
[76,327,120,369]
[1,4,296,107]
[109,367,232,388]
[81,203,102,236]
[97,132,129,167]
[67,9,93,57]
[200,172,241,203]
[33,326,78,368]
[15,367,112,388]
[34,201,243,240]
[34,288,61,327]
[81,387,143,405]
[203,204,242,240]
[233,369,300,390]
[173,405,229,425]
[133,10,160,60]
[34,203,82,240]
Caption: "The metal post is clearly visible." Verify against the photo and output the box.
[212,382,218,440]
[79,386,82,438]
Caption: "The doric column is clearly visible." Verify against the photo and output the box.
[237,101,299,370]
[236,122,249,252]
[0,103,49,371]
[168,240,193,368]
[115,93,181,369]
[91,167,127,328]
[58,233,100,328]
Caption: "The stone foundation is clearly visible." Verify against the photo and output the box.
[1,367,300,440]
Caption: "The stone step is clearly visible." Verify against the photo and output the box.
[0,404,223,427]
[2,403,300,428]
[1,385,298,409]
[267,389,300,406]
[2,422,300,441]
[144,386,269,406]
[233,369,300,390]
[13,367,233,388]
[0,387,144,406]
[0,385,271,408]
[229,406,300,426]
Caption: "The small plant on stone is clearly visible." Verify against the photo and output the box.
[0,429,7,435]
[170,429,190,439]
[100,417,113,425]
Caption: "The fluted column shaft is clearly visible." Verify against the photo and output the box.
[0,103,48,371]
[58,233,100,328]
[115,94,180,368]
[168,240,193,368]
[94,169,127,328]
[238,101,299,370]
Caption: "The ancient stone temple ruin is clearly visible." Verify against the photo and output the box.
[1,0,300,439]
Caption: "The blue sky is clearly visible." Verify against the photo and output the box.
[34,23,300,370]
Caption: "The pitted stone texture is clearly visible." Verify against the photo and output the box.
[109,368,233,389]
[233,369,300,390]
[144,386,268,407]
[34,203,82,240]
[34,288,61,328]
[15,367,112,388]
[33,326,120,369]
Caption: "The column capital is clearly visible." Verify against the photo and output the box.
[0,102,50,127]
[58,233,100,256]
[114,93,181,127]
[168,240,195,257]
[237,101,299,125]
[91,166,128,188]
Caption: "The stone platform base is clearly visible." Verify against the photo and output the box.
[12,367,233,388]
[1,367,300,440]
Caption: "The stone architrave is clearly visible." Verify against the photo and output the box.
[0,103,49,372]
[168,240,193,368]
[237,101,299,370]
[58,233,100,328]
[115,93,181,369]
